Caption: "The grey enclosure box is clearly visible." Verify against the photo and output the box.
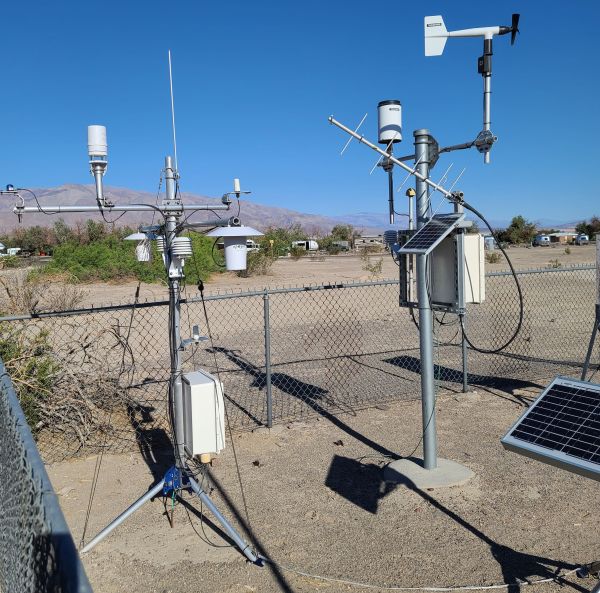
[429,233,485,309]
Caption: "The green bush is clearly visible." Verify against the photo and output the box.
[0,325,58,432]
[38,232,219,283]
[0,255,20,269]
[485,251,502,264]
[237,250,275,277]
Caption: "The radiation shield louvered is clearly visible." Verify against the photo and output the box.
[501,376,600,481]
[397,213,464,256]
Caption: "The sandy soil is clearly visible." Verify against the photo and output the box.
[47,385,599,593]
[16,244,594,309]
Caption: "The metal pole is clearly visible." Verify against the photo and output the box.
[263,290,273,428]
[188,476,258,564]
[453,201,469,393]
[461,314,469,392]
[14,204,230,214]
[482,38,492,165]
[414,129,437,470]
[387,168,394,225]
[81,481,165,553]
[164,156,186,466]
[91,164,106,206]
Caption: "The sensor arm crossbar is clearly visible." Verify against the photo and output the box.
[328,116,454,200]
[13,203,231,215]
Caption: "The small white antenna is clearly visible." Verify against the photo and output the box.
[168,50,178,171]
[340,112,367,156]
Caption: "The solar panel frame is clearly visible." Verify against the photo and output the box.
[397,213,464,256]
[501,376,600,481]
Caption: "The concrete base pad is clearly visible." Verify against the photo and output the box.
[384,458,474,489]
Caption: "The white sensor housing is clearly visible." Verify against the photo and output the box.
[206,226,263,271]
[88,125,107,157]
[182,370,225,457]
[233,178,241,193]
[377,100,402,144]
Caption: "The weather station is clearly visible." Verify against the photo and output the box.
[328,12,522,488]
[0,54,265,563]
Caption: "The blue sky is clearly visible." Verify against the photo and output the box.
[1,1,598,224]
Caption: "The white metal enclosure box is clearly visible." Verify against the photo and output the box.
[182,370,225,457]
[430,233,485,307]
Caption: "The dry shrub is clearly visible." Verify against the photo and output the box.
[0,271,87,314]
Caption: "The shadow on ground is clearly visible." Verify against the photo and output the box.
[326,454,585,592]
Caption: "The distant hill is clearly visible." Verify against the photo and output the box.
[0,184,585,234]
[0,184,386,234]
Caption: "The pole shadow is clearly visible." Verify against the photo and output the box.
[384,354,544,395]
[325,454,586,592]
[209,346,400,460]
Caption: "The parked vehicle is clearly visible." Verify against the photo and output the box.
[291,240,319,251]
[574,234,589,246]
[532,235,550,247]
[246,239,260,252]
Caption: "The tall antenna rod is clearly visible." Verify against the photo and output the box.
[168,50,179,171]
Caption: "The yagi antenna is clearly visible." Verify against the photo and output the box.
[340,112,367,156]
[168,50,178,172]
[424,13,520,163]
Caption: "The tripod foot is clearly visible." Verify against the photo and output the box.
[188,476,260,564]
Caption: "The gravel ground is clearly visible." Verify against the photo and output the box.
[47,385,600,593]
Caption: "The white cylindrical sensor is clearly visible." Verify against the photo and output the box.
[88,125,107,157]
[135,239,152,262]
[233,178,241,193]
[377,100,402,145]
[223,236,247,271]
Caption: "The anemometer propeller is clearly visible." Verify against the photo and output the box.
[425,13,520,163]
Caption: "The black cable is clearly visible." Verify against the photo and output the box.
[211,238,226,268]
[197,280,256,542]
[460,200,525,354]
[16,188,57,217]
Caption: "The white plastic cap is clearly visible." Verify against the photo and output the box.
[88,125,107,157]
[233,178,241,193]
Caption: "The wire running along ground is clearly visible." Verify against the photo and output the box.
[259,558,580,592]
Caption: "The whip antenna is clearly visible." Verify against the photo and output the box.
[168,50,178,171]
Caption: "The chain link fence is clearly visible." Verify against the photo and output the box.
[0,264,597,464]
[0,360,92,592]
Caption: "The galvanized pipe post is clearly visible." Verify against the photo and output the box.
[263,289,273,428]
[453,201,469,393]
[164,156,186,466]
[414,129,437,470]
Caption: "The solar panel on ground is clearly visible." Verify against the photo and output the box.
[397,213,464,255]
[501,376,600,481]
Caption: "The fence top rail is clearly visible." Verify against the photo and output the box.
[0,263,595,321]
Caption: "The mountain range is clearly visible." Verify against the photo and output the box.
[0,184,583,234]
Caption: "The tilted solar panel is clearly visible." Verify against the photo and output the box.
[501,376,600,481]
[397,213,464,256]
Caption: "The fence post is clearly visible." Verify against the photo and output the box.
[263,289,273,428]
[461,313,468,392]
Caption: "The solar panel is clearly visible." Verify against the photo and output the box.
[501,376,600,481]
[397,213,464,255]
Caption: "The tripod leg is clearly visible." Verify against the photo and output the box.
[81,480,165,553]
[188,476,260,564]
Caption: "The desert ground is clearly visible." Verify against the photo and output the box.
[47,384,600,593]
[13,243,600,592]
